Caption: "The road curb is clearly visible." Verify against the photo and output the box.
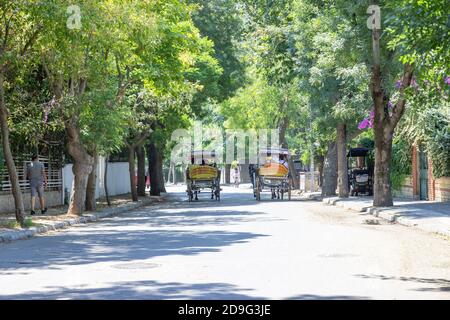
[0,198,157,244]
[297,193,322,200]
[322,198,450,238]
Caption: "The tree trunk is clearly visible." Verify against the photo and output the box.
[85,152,98,211]
[373,129,394,206]
[148,142,164,196]
[183,164,187,183]
[66,124,94,216]
[322,142,338,197]
[136,146,146,196]
[370,13,413,206]
[104,155,111,206]
[167,162,172,184]
[225,164,231,184]
[288,157,300,189]
[317,155,324,188]
[279,116,300,189]
[69,160,92,215]
[157,148,166,193]
[128,145,138,202]
[172,163,176,184]
[0,70,25,225]
[337,123,349,198]
[371,24,393,207]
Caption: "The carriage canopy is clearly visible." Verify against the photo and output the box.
[259,148,290,156]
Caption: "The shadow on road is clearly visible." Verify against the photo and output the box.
[117,208,284,228]
[0,280,266,300]
[0,203,271,273]
[0,228,267,271]
[355,274,450,292]
[162,188,314,208]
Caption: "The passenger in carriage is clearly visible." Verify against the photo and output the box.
[278,154,289,169]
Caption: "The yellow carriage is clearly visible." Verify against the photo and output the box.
[186,151,221,202]
[254,148,292,201]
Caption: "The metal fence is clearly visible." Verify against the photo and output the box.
[0,155,62,194]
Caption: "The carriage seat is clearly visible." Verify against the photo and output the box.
[351,169,370,183]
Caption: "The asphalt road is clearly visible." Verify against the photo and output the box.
[0,185,449,299]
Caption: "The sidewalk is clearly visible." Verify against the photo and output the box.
[296,191,322,200]
[322,196,450,238]
[0,195,163,244]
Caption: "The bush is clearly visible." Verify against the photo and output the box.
[391,139,412,191]
[427,126,450,178]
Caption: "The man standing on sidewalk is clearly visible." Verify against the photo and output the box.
[27,155,48,215]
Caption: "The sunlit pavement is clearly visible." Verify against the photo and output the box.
[0,185,449,300]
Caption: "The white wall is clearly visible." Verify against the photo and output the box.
[96,160,131,198]
[299,172,320,192]
[0,191,62,212]
[62,164,74,202]
[62,157,131,202]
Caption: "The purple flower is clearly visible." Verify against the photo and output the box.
[395,80,402,89]
[387,101,393,109]
[358,110,375,130]
[358,118,370,130]
[445,76,450,85]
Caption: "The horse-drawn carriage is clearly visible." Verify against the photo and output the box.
[347,147,374,196]
[185,151,221,202]
[252,148,292,201]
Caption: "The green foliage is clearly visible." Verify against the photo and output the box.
[188,0,246,102]
[3,218,34,229]
[2,0,449,192]
[398,79,450,178]
[386,0,450,77]
[391,138,412,191]
[220,76,286,129]
[427,126,450,178]
[290,0,373,158]
[23,218,34,228]
[80,90,131,155]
